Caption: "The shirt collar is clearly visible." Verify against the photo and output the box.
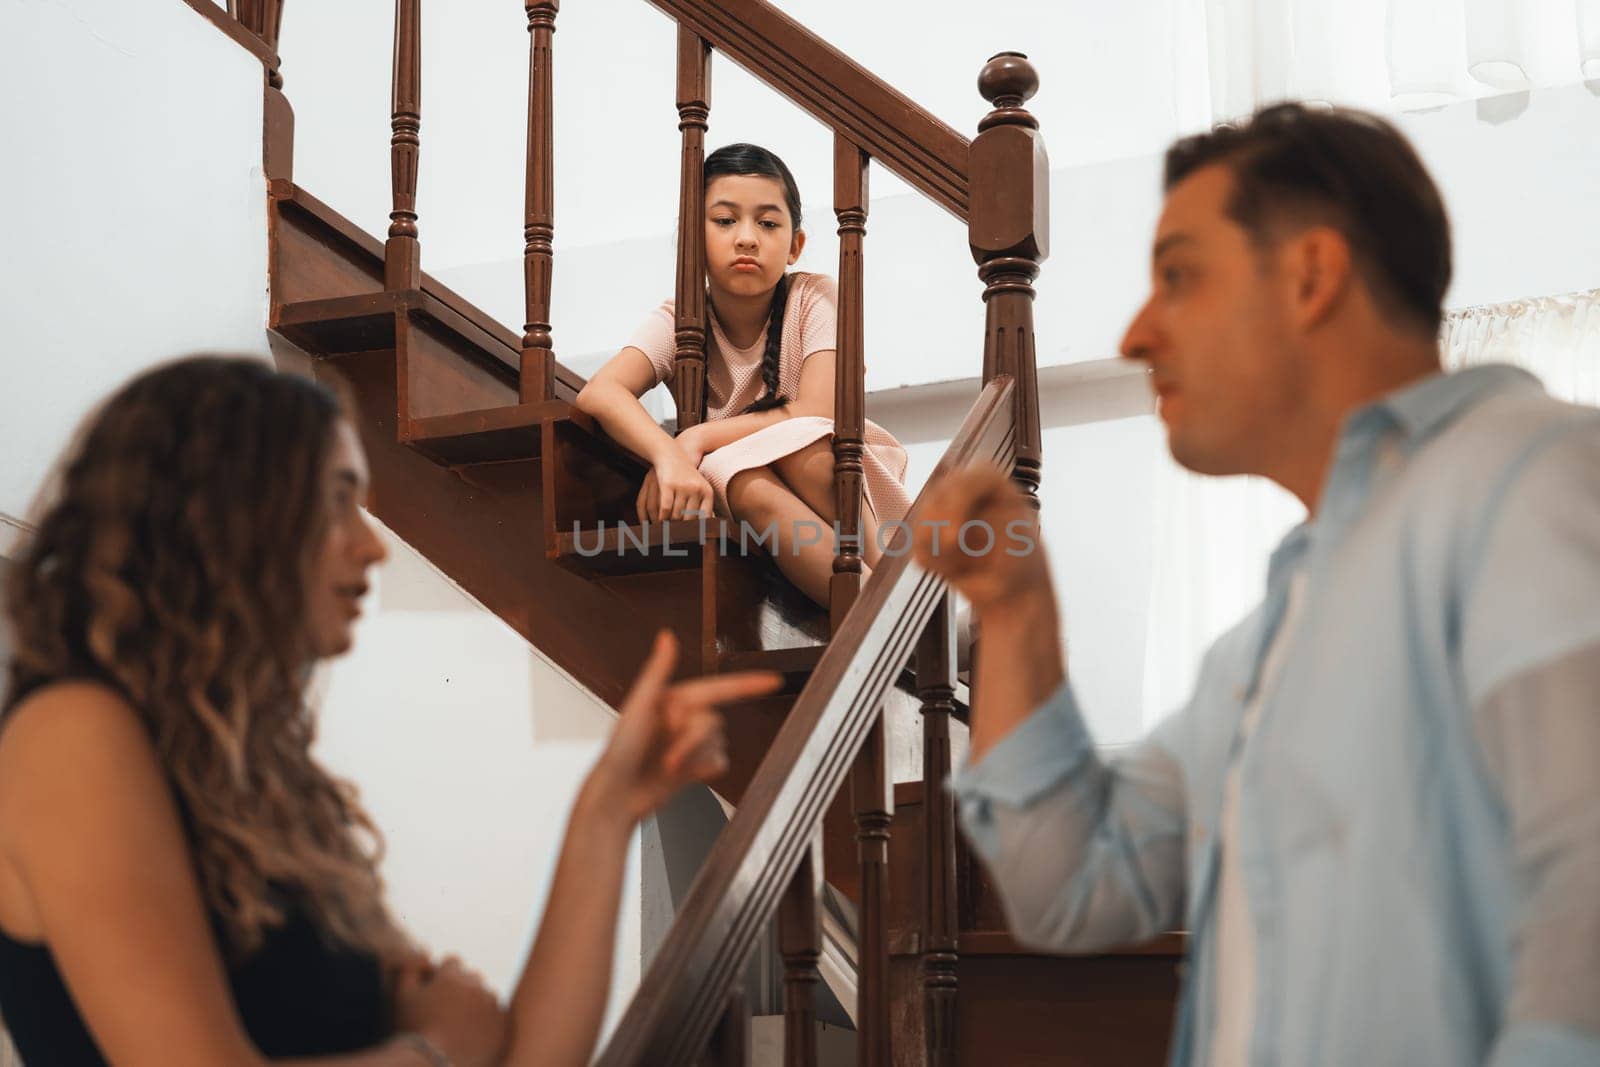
[1266,521,1313,590]
[1271,366,1537,594]
[1354,363,1540,444]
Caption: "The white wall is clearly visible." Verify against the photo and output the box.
[0,0,270,520]
[1407,85,1600,309]
[311,515,639,1024]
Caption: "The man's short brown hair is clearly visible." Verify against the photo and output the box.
[1165,103,1452,335]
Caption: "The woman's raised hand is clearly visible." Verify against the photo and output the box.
[637,453,715,524]
[583,631,782,823]
[392,954,509,1067]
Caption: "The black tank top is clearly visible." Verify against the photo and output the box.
[0,681,389,1061]
[0,893,388,1062]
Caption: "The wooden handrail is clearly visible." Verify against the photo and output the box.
[595,375,1018,1066]
[641,0,970,220]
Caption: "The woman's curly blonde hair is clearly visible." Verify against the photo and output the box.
[3,355,405,961]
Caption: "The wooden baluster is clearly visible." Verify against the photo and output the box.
[777,835,823,1067]
[831,137,869,628]
[970,52,1049,508]
[260,0,292,181]
[384,0,421,292]
[520,0,559,402]
[234,0,285,85]
[671,29,712,430]
[917,597,960,1066]
[853,713,893,1067]
[259,1,285,51]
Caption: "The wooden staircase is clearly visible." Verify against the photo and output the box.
[227,0,1184,1062]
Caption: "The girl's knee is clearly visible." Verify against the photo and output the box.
[727,465,780,517]
[776,440,835,488]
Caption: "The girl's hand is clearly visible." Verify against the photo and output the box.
[393,955,509,1067]
[638,456,715,524]
[583,631,782,823]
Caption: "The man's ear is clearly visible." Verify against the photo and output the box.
[1285,226,1352,330]
[788,228,806,266]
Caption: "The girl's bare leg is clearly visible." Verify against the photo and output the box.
[771,438,885,568]
[726,464,842,608]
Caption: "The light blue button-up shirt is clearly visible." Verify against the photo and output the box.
[950,365,1600,1066]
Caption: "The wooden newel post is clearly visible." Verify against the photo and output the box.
[916,597,960,1067]
[970,51,1048,508]
[521,0,559,402]
[385,0,422,292]
[853,712,893,1067]
[672,29,712,429]
[831,137,869,627]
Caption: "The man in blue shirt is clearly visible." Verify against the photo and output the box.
[914,103,1600,1065]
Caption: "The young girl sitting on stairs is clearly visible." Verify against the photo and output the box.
[575,143,911,608]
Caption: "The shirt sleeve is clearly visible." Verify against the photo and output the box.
[796,274,838,362]
[621,297,678,387]
[947,679,1187,952]
[1460,418,1600,707]
[1475,642,1600,1065]
[1461,421,1600,1064]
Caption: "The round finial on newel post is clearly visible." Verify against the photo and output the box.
[978,52,1039,130]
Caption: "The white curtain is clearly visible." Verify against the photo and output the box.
[1139,286,1600,730]
[1181,0,1600,122]
[1140,464,1304,730]
[1442,287,1600,401]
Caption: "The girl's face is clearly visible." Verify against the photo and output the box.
[303,419,388,658]
[704,174,805,299]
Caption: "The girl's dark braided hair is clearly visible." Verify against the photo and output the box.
[703,143,803,416]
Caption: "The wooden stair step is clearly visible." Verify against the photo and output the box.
[273,291,404,353]
[273,288,518,373]
[886,927,1185,959]
[406,400,571,465]
[719,645,828,693]
[553,518,731,577]
[723,645,970,712]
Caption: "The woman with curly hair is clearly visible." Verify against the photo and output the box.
[0,355,778,1066]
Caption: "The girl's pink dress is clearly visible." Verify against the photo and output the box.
[623,271,912,524]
